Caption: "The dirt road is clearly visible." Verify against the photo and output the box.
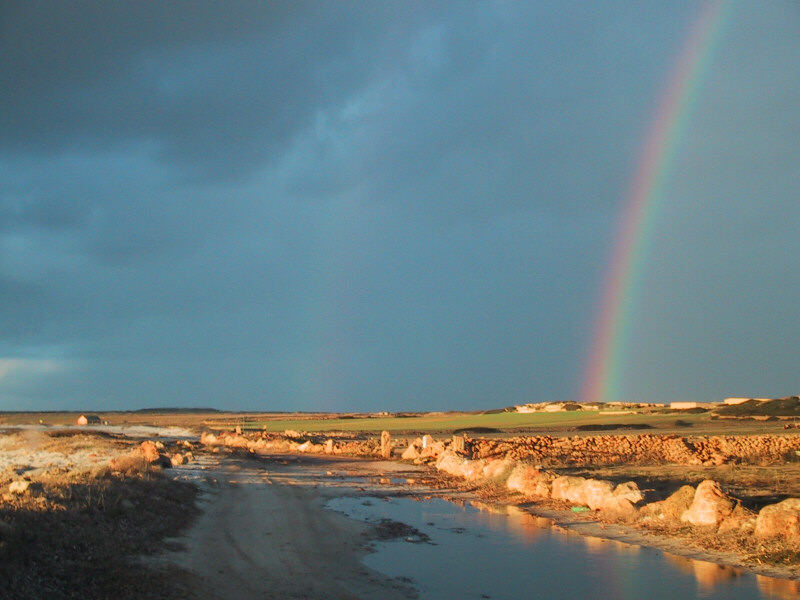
[169,454,424,600]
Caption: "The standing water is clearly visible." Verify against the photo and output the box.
[328,496,797,600]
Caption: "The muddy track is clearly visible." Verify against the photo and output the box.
[168,455,422,600]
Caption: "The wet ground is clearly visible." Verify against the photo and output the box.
[329,495,799,600]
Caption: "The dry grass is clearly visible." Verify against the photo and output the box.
[0,462,199,600]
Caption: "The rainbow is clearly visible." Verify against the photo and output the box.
[580,1,730,404]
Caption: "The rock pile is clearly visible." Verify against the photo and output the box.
[401,435,447,463]
[199,430,381,457]
[468,434,800,466]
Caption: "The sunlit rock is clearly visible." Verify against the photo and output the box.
[680,480,736,527]
[755,497,800,544]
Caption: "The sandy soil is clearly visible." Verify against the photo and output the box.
[165,453,428,600]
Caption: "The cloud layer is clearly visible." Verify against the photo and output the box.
[1,1,799,410]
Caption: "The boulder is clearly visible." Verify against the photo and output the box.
[581,479,615,510]
[550,476,642,518]
[296,441,322,453]
[139,441,161,463]
[755,498,800,544]
[680,480,736,527]
[585,482,643,520]
[461,458,488,480]
[9,480,30,495]
[435,450,464,477]
[551,476,588,505]
[246,438,267,451]
[435,451,486,480]
[602,497,639,520]
[108,454,149,474]
[506,465,552,499]
[482,458,515,481]
[639,485,696,523]
[613,481,644,505]
[402,445,420,461]
[226,435,250,448]
[170,453,185,466]
[200,432,218,446]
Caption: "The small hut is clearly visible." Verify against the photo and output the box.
[76,414,101,426]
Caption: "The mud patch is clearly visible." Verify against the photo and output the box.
[373,518,432,544]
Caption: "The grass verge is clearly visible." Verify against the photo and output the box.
[0,465,199,600]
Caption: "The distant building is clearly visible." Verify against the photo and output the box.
[76,414,101,426]
[670,402,698,410]
[723,397,769,405]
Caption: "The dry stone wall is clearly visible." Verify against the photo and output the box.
[469,434,800,466]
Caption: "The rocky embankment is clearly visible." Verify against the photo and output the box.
[200,429,800,558]
[468,433,800,466]
[433,449,800,546]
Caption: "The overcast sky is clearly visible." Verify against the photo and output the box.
[1,1,799,412]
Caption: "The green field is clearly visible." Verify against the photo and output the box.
[245,409,703,434]
[3,406,788,437]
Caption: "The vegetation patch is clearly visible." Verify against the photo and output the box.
[574,423,654,431]
[0,466,199,600]
[453,427,501,434]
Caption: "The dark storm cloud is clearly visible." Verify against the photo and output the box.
[3,1,688,199]
[282,2,695,219]
[1,1,438,179]
[1,1,798,410]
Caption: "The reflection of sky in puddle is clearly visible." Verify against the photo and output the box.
[328,496,791,600]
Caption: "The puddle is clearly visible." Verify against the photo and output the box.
[328,496,796,600]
